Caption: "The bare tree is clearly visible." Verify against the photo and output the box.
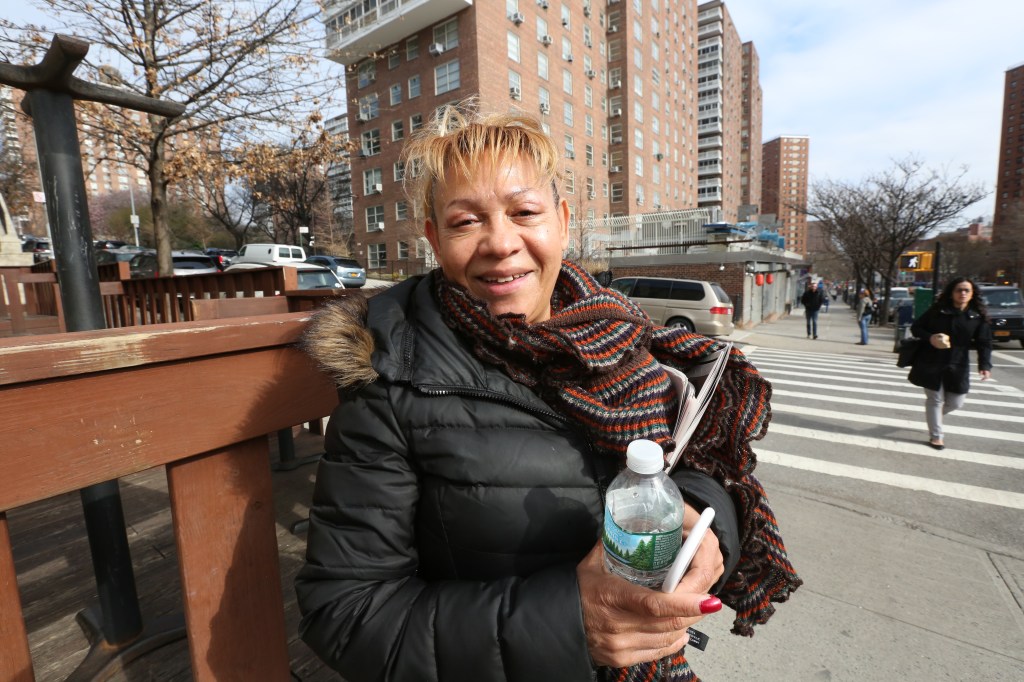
[2,0,342,274]
[807,157,987,315]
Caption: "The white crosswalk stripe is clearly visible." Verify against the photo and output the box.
[741,345,1024,509]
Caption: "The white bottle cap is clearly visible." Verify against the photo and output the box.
[626,439,665,474]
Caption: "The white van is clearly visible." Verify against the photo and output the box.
[233,243,306,265]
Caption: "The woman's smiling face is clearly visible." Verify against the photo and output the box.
[425,155,569,323]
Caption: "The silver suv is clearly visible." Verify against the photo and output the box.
[609,277,735,336]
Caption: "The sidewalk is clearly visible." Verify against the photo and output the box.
[694,306,1024,680]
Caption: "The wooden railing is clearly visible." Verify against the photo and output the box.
[0,262,327,336]
[0,314,339,681]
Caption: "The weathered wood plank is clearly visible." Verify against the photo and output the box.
[0,512,35,682]
[0,344,337,511]
[0,312,316,385]
[167,439,290,681]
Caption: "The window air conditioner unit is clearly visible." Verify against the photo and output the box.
[610,136,622,144]
[539,102,551,114]
[611,108,622,117]
[357,112,369,122]
[655,153,665,161]
[607,26,618,34]
[566,151,575,159]
[541,35,553,46]
[428,42,444,56]
[371,222,385,232]
[511,12,525,25]
[583,5,592,17]
[610,165,622,173]
[588,191,596,199]
[538,0,549,8]
[565,54,573,62]
[611,79,621,89]
[562,18,569,27]
[373,183,383,193]
[636,197,644,205]
[584,39,592,48]
[585,69,596,78]
[509,85,522,99]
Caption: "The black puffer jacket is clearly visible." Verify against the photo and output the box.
[909,305,992,394]
[296,274,741,682]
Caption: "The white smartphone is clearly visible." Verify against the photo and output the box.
[661,507,716,593]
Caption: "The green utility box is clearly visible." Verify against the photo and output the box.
[913,288,934,318]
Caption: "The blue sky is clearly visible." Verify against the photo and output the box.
[6,0,1023,219]
[725,0,1024,220]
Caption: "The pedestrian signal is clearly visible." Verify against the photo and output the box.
[899,251,932,271]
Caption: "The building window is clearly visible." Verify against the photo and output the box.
[561,3,571,30]
[435,59,461,95]
[537,52,549,80]
[565,169,575,194]
[561,36,572,61]
[563,101,574,127]
[389,83,402,106]
[634,156,643,177]
[509,69,522,96]
[357,61,375,88]
[564,134,575,159]
[406,38,419,60]
[585,113,594,136]
[539,86,550,109]
[634,128,643,149]
[584,84,593,108]
[388,51,400,70]
[506,0,519,17]
[633,46,642,69]
[611,182,623,203]
[410,114,423,132]
[358,93,379,120]
[396,201,409,221]
[397,240,410,259]
[366,205,385,230]
[536,17,548,41]
[391,120,404,141]
[508,31,521,63]
[363,168,382,195]
[408,75,421,98]
[634,101,643,123]
[562,68,572,95]
[434,18,459,50]
[393,161,405,182]
[368,242,387,269]
[585,144,594,167]
[361,129,381,156]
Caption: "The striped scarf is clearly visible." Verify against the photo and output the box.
[435,261,801,681]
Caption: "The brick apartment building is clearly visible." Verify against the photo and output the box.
[324,0,763,276]
[0,84,205,240]
[993,61,1024,268]
[761,135,810,256]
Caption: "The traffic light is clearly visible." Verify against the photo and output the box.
[899,251,933,271]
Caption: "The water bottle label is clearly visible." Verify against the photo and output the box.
[602,508,682,571]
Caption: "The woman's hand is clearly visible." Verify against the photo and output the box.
[576,511,724,668]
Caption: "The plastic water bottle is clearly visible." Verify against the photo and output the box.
[603,439,685,587]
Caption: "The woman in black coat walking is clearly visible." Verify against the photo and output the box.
[909,277,993,450]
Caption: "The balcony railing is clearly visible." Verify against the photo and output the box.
[325,0,472,65]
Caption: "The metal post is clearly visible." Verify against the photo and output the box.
[931,241,942,294]
[27,84,145,648]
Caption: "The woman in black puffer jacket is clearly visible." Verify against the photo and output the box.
[296,105,799,682]
[909,277,993,450]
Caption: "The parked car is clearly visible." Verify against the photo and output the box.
[21,236,53,262]
[232,243,306,265]
[978,284,1024,347]
[304,255,366,288]
[129,250,220,278]
[95,239,128,250]
[886,286,914,322]
[204,247,239,270]
[609,276,735,336]
[224,262,345,290]
[96,246,154,266]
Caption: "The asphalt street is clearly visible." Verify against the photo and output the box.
[685,303,1024,681]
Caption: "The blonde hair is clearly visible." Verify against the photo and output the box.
[400,99,563,224]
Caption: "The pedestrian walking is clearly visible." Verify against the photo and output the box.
[856,289,873,344]
[908,277,992,450]
[800,280,824,338]
[296,103,801,681]
[818,281,830,313]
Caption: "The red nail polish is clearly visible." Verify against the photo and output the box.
[699,596,722,614]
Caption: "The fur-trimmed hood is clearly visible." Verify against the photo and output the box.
[301,293,379,390]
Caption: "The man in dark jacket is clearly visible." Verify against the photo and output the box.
[800,280,824,339]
